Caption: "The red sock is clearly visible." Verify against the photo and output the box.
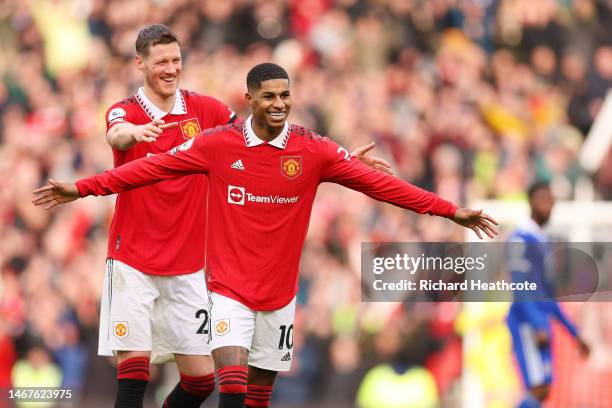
[245,384,273,407]
[117,356,150,381]
[116,357,150,408]
[180,372,215,397]
[162,372,215,407]
[217,365,248,394]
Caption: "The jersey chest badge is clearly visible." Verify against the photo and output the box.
[180,118,201,139]
[281,156,302,179]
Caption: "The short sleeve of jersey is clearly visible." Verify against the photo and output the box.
[105,102,135,132]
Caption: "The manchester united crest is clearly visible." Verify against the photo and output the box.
[180,118,201,139]
[281,156,302,179]
[215,319,230,336]
[113,321,128,339]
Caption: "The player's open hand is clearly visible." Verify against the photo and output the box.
[451,208,499,239]
[352,142,394,175]
[32,179,80,210]
[134,120,178,143]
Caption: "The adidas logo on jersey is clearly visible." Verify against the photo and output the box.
[231,159,245,171]
[280,352,292,362]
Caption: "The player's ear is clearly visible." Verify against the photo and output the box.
[245,92,253,107]
[135,54,145,72]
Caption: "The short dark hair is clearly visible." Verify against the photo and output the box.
[246,63,289,90]
[135,24,179,56]
[527,180,551,199]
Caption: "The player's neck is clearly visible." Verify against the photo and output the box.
[531,214,547,228]
[251,117,284,142]
[143,86,176,114]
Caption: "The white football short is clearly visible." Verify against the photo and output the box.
[208,292,296,372]
[98,259,211,363]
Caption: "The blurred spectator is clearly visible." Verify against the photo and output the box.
[356,364,439,408]
[11,346,62,408]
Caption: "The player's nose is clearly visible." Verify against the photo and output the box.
[165,62,180,75]
[272,96,285,109]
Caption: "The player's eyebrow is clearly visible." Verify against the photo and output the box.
[261,90,290,96]
[155,56,181,63]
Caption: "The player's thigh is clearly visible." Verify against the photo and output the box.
[249,297,296,372]
[99,259,159,355]
[208,292,256,353]
[157,271,212,357]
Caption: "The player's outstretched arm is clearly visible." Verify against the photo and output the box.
[32,179,80,210]
[450,208,499,239]
[351,142,393,175]
[320,138,498,239]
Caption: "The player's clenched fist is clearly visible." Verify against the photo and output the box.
[133,120,177,143]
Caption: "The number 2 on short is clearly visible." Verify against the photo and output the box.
[278,324,294,350]
[196,309,209,334]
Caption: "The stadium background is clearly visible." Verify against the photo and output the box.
[1,0,612,406]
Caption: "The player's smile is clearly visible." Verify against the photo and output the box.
[267,111,286,122]
[160,76,177,88]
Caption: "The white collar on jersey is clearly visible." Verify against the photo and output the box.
[135,87,187,120]
[517,217,549,241]
[243,115,290,149]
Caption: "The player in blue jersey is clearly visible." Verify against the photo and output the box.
[506,181,590,408]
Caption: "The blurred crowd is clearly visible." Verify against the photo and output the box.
[1,0,612,406]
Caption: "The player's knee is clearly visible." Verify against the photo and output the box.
[174,354,214,377]
[212,346,249,368]
[247,365,277,386]
[116,350,151,365]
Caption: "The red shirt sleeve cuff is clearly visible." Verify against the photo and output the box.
[76,179,90,197]
[432,199,457,218]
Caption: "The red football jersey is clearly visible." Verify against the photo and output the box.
[78,117,457,310]
[103,88,236,275]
